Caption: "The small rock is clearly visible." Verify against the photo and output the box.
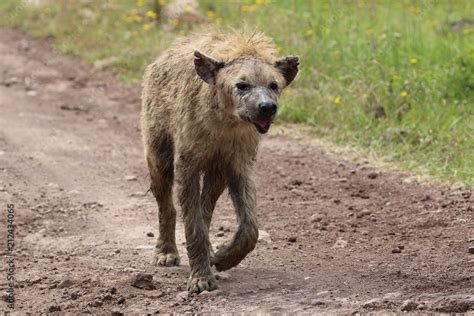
[131,273,155,290]
[310,299,326,306]
[356,209,372,218]
[363,298,380,308]
[109,287,117,294]
[70,292,81,300]
[57,278,74,289]
[461,191,471,199]
[290,179,303,186]
[26,90,37,97]
[146,232,154,237]
[48,305,62,312]
[367,172,378,179]
[125,175,137,181]
[90,300,103,307]
[332,238,348,248]
[391,248,402,254]
[468,246,474,254]
[0,186,6,192]
[130,191,147,197]
[199,289,222,297]
[215,271,231,280]
[401,299,418,312]
[258,230,272,244]
[117,297,125,304]
[114,249,121,254]
[287,236,297,243]
[176,291,188,301]
[215,231,225,237]
[310,213,324,223]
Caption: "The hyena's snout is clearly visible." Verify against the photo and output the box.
[258,101,277,119]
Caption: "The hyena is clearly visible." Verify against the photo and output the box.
[141,31,299,293]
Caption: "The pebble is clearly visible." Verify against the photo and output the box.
[215,231,225,237]
[146,232,154,237]
[287,236,297,243]
[57,278,74,289]
[199,289,222,297]
[391,248,402,254]
[362,298,380,308]
[176,291,188,301]
[332,238,348,248]
[125,175,137,181]
[367,172,378,179]
[310,213,324,223]
[356,209,372,219]
[131,273,155,290]
[401,299,418,311]
[109,287,117,294]
[468,246,474,254]
[130,191,147,197]
[114,249,121,254]
[48,305,62,312]
[215,271,231,280]
[310,299,326,306]
[257,230,272,244]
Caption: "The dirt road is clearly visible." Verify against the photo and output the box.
[0,29,472,314]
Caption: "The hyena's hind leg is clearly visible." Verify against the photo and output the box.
[146,134,180,266]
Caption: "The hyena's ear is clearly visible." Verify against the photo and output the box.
[274,56,299,86]
[194,50,225,85]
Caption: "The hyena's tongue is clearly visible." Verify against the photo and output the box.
[256,119,272,128]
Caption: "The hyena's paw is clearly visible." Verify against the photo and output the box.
[187,273,217,293]
[152,245,180,266]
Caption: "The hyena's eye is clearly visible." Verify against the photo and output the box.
[236,82,251,92]
[269,81,279,91]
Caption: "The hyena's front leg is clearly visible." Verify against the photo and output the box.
[212,166,259,271]
[175,156,216,293]
[201,165,226,261]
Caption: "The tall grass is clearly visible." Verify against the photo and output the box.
[1,0,472,184]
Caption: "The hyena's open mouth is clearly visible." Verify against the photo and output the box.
[253,119,273,134]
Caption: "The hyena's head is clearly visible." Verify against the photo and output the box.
[194,50,299,134]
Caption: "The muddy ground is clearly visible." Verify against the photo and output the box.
[0,29,472,314]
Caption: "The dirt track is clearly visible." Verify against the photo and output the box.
[0,29,473,314]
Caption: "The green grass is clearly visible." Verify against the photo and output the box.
[1,0,472,185]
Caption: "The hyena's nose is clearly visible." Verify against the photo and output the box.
[258,102,277,117]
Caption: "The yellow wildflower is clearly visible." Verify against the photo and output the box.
[410,58,418,65]
[146,10,157,19]
[143,23,151,31]
[334,96,342,105]
[305,29,314,36]
[122,14,133,23]
[276,46,282,53]
[362,93,368,99]
[400,91,408,97]
[136,0,144,7]
[241,4,257,12]
[158,0,166,5]
[184,4,193,12]
[255,0,265,4]
[134,15,143,23]
[206,10,215,18]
